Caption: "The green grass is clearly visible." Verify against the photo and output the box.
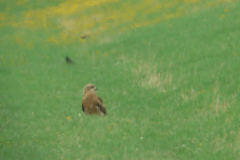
[1,0,240,159]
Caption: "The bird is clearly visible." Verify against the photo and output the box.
[81,84,107,116]
[81,35,88,39]
[66,56,74,64]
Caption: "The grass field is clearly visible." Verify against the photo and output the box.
[1,0,240,159]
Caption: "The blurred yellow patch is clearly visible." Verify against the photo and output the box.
[103,53,108,57]
[0,13,5,21]
[1,56,6,64]
[66,117,70,120]
[16,0,28,5]
[26,42,34,49]
[47,36,58,44]
[0,0,236,45]
[220,15,225,19]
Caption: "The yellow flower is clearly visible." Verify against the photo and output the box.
[66,117,70,120]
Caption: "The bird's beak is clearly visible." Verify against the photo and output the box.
[95,88,98,91]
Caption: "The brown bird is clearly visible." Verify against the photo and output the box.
[81,84,107,116]
[81,35,88,39]
[66,56,74,64]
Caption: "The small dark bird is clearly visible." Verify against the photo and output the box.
[66,56,74,64]
[82,84,107,116]
[81,35,88,39]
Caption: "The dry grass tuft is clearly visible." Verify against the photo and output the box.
[212,95,230,116]
[180,88,198,102]
[131,61,173,92]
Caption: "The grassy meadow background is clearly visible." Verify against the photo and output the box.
[1,0,240,159]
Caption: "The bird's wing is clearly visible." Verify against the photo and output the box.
[82,104,85,112]
[98,97,103,103]
[96,98,106,114]
[97,104,106,114]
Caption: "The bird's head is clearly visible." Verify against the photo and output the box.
[83,84,97,95]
